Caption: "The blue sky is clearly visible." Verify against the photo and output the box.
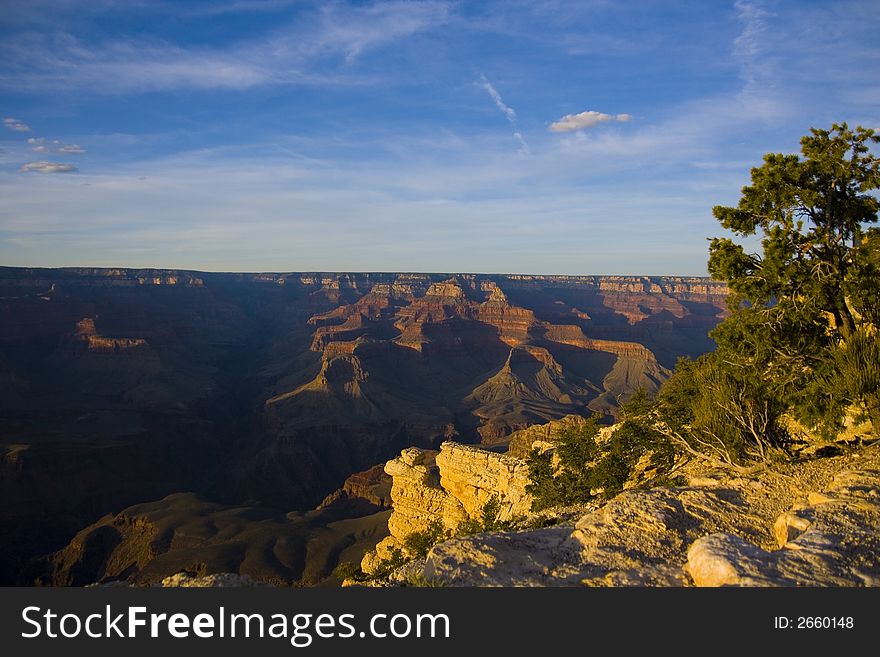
[1,0,878,275]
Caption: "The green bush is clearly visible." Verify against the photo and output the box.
[835,328,880,430]
[656,354,790,464]
[525,409,676,510]
[525,447,567,511]
[456,495,516,535]
[371,546,407,579]
[454,516,483,536]
[525,420,599,511]
[479,495,503,531]
[402,519,448,559]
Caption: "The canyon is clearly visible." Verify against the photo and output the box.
[0,266,728,585]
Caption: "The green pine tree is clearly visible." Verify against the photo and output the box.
[707,123,880,438]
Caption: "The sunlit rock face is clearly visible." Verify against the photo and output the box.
[360,442,533,575]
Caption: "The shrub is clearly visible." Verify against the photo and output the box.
[656,354,790,466]
[371,547,407,579]
[456,494,516,535]
[479,495,503,531]
[525,398,684,510]
[402,519,448,559]
[454,516,483,536]
[829,328,880,431]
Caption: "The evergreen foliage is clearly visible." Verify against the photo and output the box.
[526,400,677,511]
[402,519,448,559]
[706,123,879,438]
[526,123,879,498]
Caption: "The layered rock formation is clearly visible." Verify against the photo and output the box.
[270,274,674,447]
[361,443,532,574]
[416,445,880,586]
[318,464,392,513]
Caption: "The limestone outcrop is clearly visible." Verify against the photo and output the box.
[435,443,532,520]
[686,469,880,586]
[416,450,880,586]
[361,442,533,574]
[422,485,751,586]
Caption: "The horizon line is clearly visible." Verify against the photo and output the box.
[0,264,719,279]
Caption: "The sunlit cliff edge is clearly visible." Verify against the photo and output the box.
[356,416,880,587]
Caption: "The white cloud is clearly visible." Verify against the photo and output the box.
[313,1,452,64]
[549,110,631,132]
[27,137,85,154]
[480,75,516,122]
[20,161,78,173]
[0,1,452,93]
[4,117,30,131]
[511,130,530,154]
[0,146,721,275]
[734,0,768,61]
[479,74,530,154]
[733,0,772,92]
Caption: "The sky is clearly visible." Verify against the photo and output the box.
[1,0,878,275]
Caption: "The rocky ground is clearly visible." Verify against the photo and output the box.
[418,441,880,586]
[88,434,880,588]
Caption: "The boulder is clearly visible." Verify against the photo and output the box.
[686,469,880,587]
[360,442,533,574]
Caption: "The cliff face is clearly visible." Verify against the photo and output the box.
[271,274,678,447]
[359,411,880,587]
[361,442,532,573]
[318,464,392,513]
[435,443,533,519]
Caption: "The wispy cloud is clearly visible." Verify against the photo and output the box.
[549,110,631,132]
[481,75,516,122]
[0,144,721,274]
[313,1,452,64]
[20,161,78,173]
[479,74,530,154]
[4,117,30,132]
[0,1,451,93]
[733,0,772,92]
[27,137,86,154]
[733,0,767,58]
